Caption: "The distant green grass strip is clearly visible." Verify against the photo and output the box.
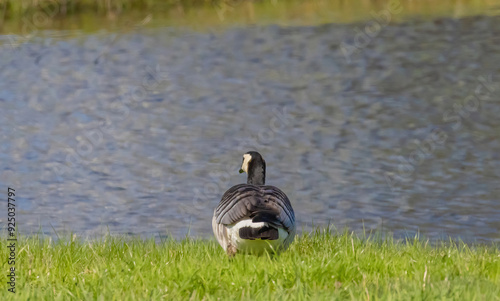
[1,230,499,300]
[1,0,498,21]
[2,0,201,19]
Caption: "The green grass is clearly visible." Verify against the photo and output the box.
[1,230,499,300]
[1,0,500,35]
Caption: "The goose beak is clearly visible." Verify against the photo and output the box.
[239,168,244,174]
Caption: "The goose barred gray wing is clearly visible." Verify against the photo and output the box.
[214,183,295,233]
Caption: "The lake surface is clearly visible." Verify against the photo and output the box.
[1,14,500,243]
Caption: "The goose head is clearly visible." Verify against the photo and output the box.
[239,151,266,186]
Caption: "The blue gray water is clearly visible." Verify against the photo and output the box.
[1,16,499,242]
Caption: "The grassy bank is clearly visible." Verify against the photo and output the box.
[1,0,499,19]
[0,230,499,300]
[1,0,500,34]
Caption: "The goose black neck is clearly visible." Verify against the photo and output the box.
[247,157,266,186]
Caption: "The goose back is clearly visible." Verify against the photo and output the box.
[214,184,295,233]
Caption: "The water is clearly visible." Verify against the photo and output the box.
[1,15,499,243]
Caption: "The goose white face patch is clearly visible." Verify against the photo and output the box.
[241,154,252,173]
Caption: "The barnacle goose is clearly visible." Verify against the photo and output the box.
[212,151,295,256]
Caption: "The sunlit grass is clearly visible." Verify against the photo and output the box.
[1,0,499,34]
[0,230,499,300]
